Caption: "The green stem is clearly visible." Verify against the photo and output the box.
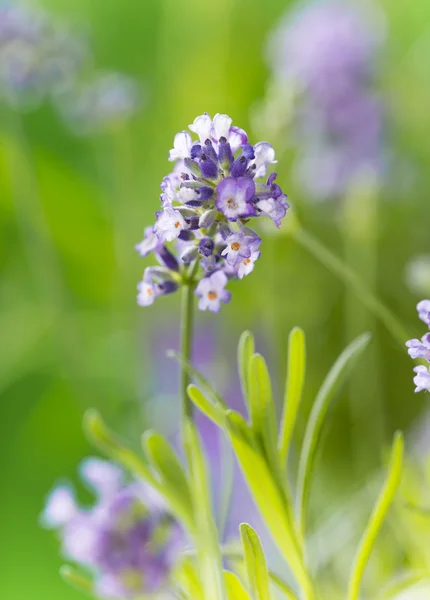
[180,280,195,422]
[293,227,411,347]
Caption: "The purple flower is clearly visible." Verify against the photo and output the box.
[137,113,288,310]
[196,271,231,312]
[42,458,183,599]
[417,300,430,328]
[135,226,162,257]
[236,250,261,279]
[406,334,430,361]
[221,232,261,266]
[267,0,386,200]
[137,268,159,307]
[155,207,188,242]
[413,366,430,394]
[216,177,256,221]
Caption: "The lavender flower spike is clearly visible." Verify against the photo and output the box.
[406,300,430,393]
[42,458,183,599]
[136,113,289,310]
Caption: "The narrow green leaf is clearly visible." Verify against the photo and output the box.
[60,566,94,597]
[297,333,371,537]
[240,523,271,600]
[83,410,193,531]
[225,571,253,600]
[187,384,227,428]
[279,327,306,467]
[238,330,255,414]
[169,350,227,408]
[231,435,314,599]
[347,432,404,600]
[142,430,191,508]
[174,557,205,600]
[378,572,430,600]
[183,419,226,600]
[249,353,283,485]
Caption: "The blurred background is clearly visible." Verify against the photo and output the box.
[1,0,430,598]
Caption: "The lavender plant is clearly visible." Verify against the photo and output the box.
[0,1,139,131]
[43,113,424,600]
[406,301,430,393]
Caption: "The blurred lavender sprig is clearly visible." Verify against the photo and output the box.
[260,0,387,200]
[406,300,430,392]
[0,1,140,132]
[42,458,183,598]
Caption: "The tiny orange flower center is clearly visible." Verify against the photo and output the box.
[243,258,251,265]
[208,291,217,300]
[231,242,240,251]
[175,221,181,228]
[147,287,153,295]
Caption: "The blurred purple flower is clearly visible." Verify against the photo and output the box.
[42,458,183,599]
[406,300,430,393]
[267,0,387,200]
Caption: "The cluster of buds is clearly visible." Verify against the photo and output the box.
[0,2,139,131]
[42,458,183,598]
[406,300,430,392]
[135,113,288,312]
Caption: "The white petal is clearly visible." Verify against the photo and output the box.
[169,131,192,161]
[80,458,123,498]
[213,113,232,140]
[189,113,213,142]
[42,486,77,527]
[211,270,228,290]
[253,142,277,177]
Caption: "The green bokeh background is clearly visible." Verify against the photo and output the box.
[1,0,430,598]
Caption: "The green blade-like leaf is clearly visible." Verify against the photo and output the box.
[187,384,227,428]
[231,435,314,599]
[238,330,255,415]
[296,332,371,537]
[347,432,404,600]
[225,571,253,600]
[240,523,271,600]
[84,410,193,531]
[142,430,191,509]
[249,353,283,485]
[279,327,306,467]
[60,566,94,597]
[378,571,430,600]
[183,419,226,600]
[169,350,227,408]
[174,557,205,600]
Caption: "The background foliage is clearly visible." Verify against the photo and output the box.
[1,0,430,598]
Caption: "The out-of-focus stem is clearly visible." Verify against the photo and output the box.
[180,277,195,422]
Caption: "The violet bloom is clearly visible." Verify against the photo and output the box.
[406,300,430,393]
[195,271,231,313]
[267,0,386,200]
[135,112,289,311]
[41,458,183,599]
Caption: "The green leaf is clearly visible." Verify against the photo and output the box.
[183,419,226,600]
[240,523,271,600]
[169,350,227,408]
[174,557,205,600]
[60,566,94,597]
[187,384,227,429]
[248,353,282,486]
[347,432,404,600]
[238,330,255,413]
[83,410,193,531]
[225,571,253,600]
[279,327,306,467]
[378,571,430,600]
[142,430,191,509]
[231,434,314,598]
[296,333,371,537]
